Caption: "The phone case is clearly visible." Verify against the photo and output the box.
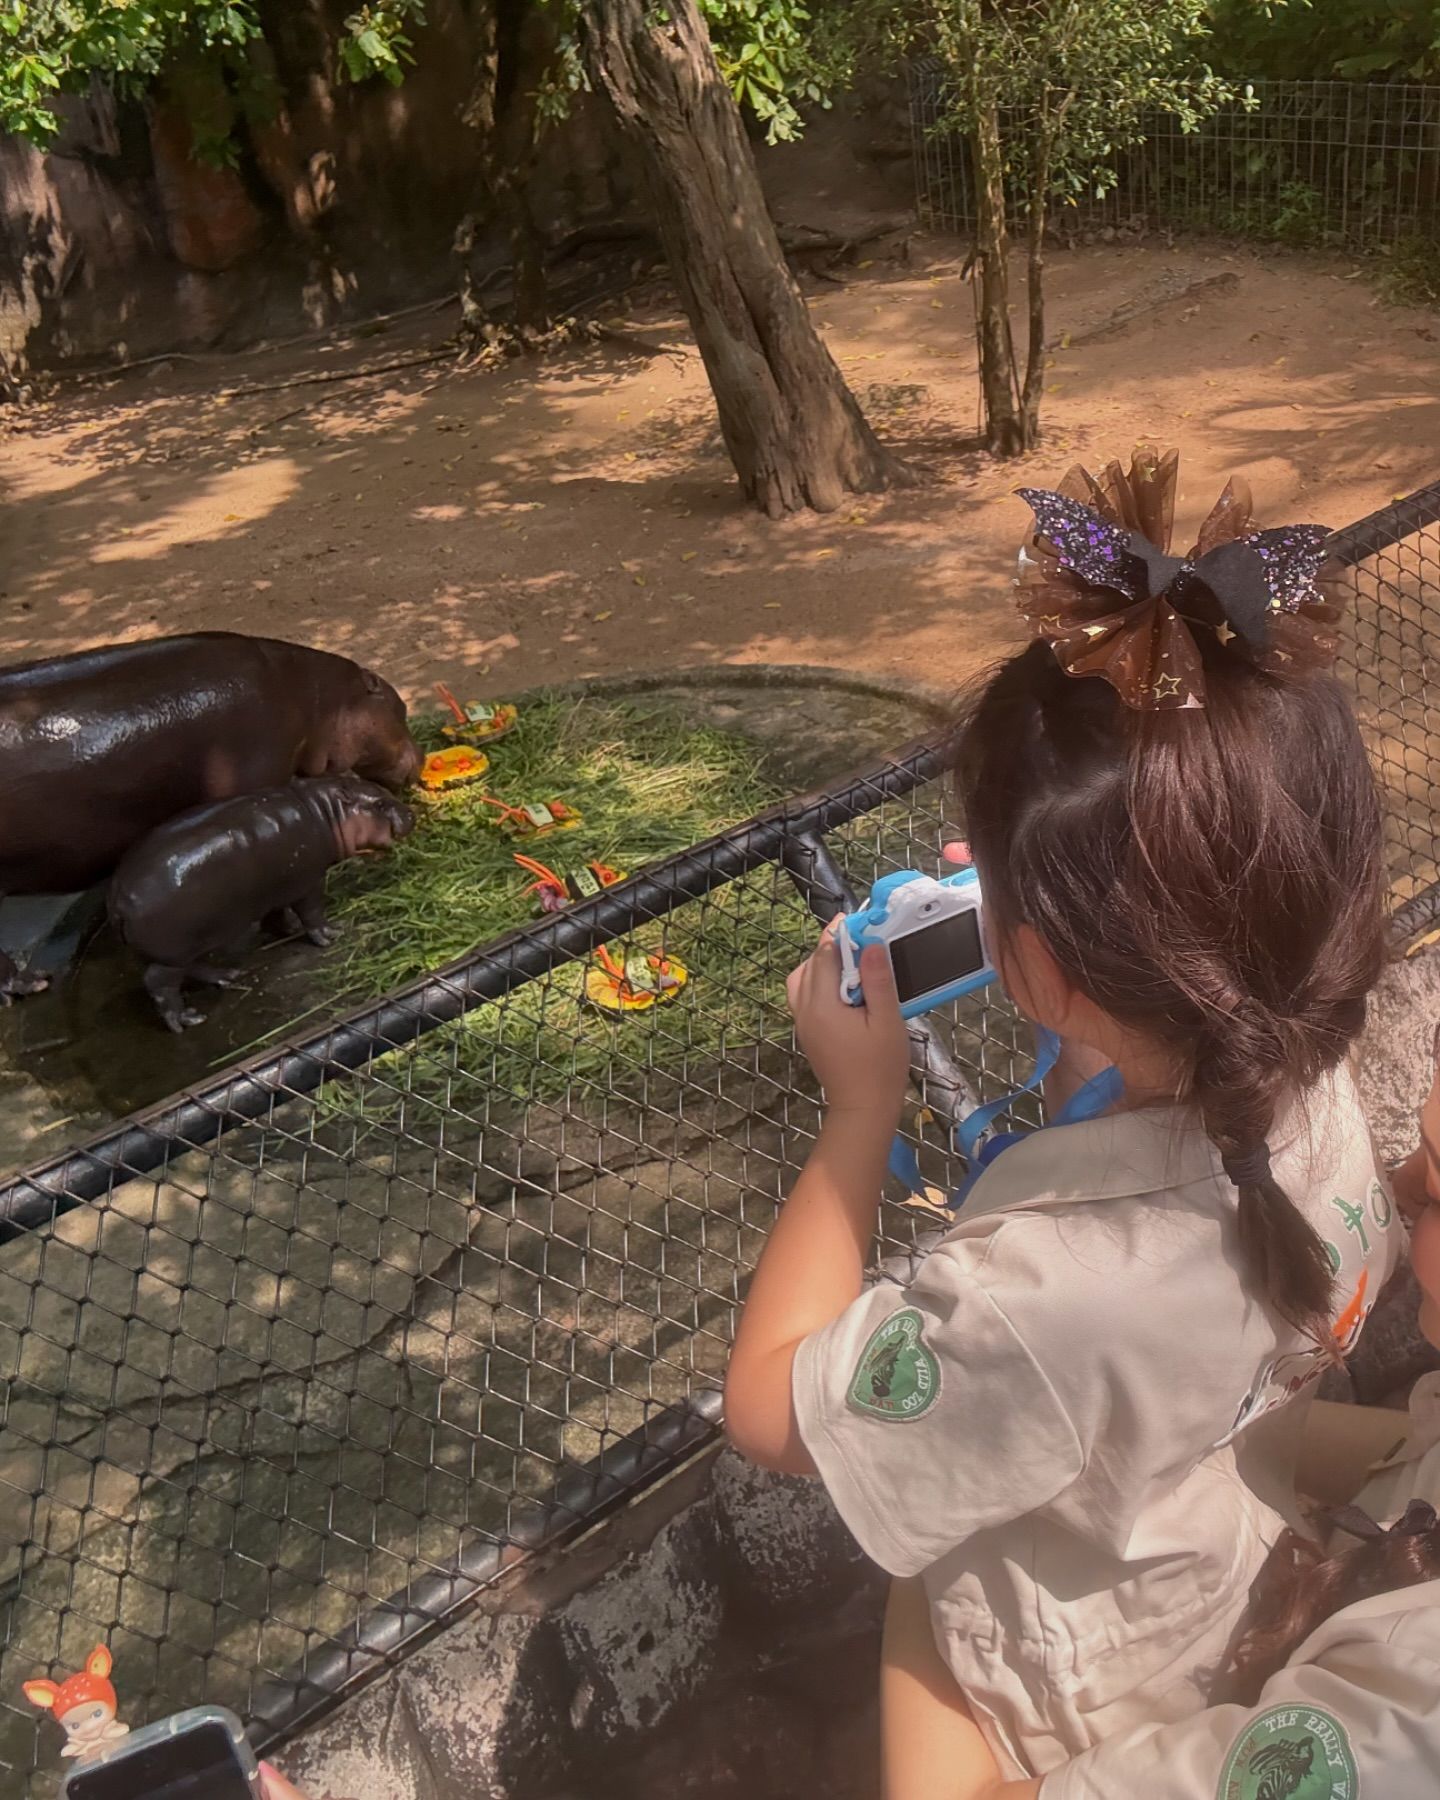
[60,1705,260,1800]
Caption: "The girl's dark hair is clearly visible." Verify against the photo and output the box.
[955,637,1386,1345]
[1218,1508,1440,1703]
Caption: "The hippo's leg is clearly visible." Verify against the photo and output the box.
[184,961,242,988]
[294,891,338,949]
[0,946,49,1004]
[264,907,305,940]
[142,965,205,1034]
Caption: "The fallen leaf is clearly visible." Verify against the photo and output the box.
[593,610,613,621]
[763,601,781,609]
[223,512,241,522]
[681,550,698,562]
[633,575,646,587]
[813,548,837,559]
[672,592,694,602]
[929,300,943,310]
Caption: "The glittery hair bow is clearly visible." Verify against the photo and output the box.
[1326,1499,1440,1542]
[1014,445,1346,711]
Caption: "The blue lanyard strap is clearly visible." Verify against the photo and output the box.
[955,1026,1061,1162]
[888,1030,1123,1213]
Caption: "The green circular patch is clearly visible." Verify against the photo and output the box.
[1219,1705,1359,1800]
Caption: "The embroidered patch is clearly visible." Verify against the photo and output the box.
[1218,1705,1359,1800]
[846,1309,940,1421]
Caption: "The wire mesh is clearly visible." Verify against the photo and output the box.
[0,489,1438,1794]
[909,71,1440,253]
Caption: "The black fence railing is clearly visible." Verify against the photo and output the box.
[1,485,1439,1794]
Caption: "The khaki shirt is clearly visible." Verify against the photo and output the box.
[792,1070,1400,1775]
[1044,1379,1440,1798]
[1042,1580,1440,1800]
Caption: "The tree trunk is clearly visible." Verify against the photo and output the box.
[1019,141,1048,452]
[578,0,901,516]
[969,101,1025,457]
[459,0,551,342]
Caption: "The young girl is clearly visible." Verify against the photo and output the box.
[725,447,1403,1783]
[887,1035,1440,1800]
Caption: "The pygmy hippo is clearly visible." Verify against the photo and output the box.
[0,632,421,998]
[109,776,415,1033]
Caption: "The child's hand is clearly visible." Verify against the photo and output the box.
[1393,1023,1440,1222]
[786,919,910,1120]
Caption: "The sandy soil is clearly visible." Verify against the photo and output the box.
[2,233,1438,710]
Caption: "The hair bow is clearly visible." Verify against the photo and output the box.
[1014,446,1346,711]
[1325,1499,1440,1543]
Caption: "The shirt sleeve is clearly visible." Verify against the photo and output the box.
[790,1234,1084,1578]
[1041,1606,1440,1800]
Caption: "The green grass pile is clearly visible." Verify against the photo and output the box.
[296,695,815,1117]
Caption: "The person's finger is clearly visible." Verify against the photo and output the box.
[858,942,897,1004]
[810,925,843,976]
[258,1765,308,1800]
[941,841,972,866]
[786,962,805,1016]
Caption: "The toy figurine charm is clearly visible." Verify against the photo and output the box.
[24,1645,130,1760]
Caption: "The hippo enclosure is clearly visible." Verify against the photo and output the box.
[0,490,1439,1793]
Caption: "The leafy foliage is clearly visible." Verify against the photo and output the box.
[822,0,1231,203]
[531,0,834,144]
[0,0,428,153]
[1205,0,1440,82]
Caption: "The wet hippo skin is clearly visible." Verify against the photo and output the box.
[0,633,421,999]
[109,775,416,1032]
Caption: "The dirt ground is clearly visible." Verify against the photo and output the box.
[3,232,1439,710]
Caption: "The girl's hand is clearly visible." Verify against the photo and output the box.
[259,1764,310,1800]
[786,920,910,1121]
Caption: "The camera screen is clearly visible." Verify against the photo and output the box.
[889,910,985,1004]
[66,1721,254,1800]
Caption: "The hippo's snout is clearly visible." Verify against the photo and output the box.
[385,799,417,841]
[386,737,424,791]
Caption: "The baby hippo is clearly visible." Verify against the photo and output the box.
[110,776,415,1032]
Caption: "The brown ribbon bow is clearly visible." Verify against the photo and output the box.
[1014,445,1347,711]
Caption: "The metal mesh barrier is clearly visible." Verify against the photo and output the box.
[910,71,1440,252]
[1,489,1438,1792]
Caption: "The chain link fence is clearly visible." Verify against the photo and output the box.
[1,488,1438,1793]
[910,72,1440,253]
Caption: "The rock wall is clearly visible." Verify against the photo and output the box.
[0,0,631,375]
[279,1446,886,1800]
[0,30,914,382]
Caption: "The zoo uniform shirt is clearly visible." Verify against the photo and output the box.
[1044,1377,1440,1799]
[791,1068,1400,1778]
[1039,1580,1440,1800]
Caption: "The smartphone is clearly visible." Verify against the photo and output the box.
[61,1706,261,1800]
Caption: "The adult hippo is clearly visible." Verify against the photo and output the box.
[0,632,421,997]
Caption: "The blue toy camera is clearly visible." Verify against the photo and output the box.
[839,866,997,1020]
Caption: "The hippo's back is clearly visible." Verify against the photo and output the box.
[109,783,334,963]
[0,633,342,894]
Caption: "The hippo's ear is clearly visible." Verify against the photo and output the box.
[23,1681,58,1710]
[362,670,386,697]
